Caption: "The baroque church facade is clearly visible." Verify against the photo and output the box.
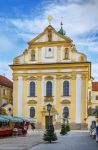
[10,22,91,129]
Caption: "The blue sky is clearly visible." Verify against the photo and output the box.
[0,0,98,80]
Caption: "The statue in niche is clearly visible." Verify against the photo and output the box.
[31,51,35,61]
[48,29,52,41]
[65,49,69,59]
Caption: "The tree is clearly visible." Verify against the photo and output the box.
[0,107,6,115]
[66,124,70,132]
[60,124,67,135]
[43,124,57,143]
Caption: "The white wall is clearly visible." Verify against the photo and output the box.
[18,76,23,117]
[76,74,82,123]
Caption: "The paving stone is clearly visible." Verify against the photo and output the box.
[29,131,98,150]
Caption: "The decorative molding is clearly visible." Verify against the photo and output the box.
[22,75,28,81]
[56,75,61,80]
[45,76,53,80]
[61,99,71,104]
[61,75,71,80]
[13,75,18,81]
[44,96,54,102]
[81,73,88,80]
[71,73,76,80]
[27,100,37,105]
[37,76,42,81]
[27,76,37,80]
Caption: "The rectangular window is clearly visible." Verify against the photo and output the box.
[3,89,6,96]
[89,91,91,101]
[96,95,98,100]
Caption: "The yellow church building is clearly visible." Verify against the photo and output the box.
[10,21,91,129]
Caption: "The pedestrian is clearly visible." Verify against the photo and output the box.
[96,120,98,142]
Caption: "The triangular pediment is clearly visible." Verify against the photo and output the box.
[28,25,72,44]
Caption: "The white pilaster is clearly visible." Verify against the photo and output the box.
[53,76,56,106]
[18,76,23,117]
[76,74,82,123]
[42,76,45,106]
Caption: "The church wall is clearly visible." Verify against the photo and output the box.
[76,74,82,123]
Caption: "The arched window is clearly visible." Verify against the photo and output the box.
[96,95,98,100]
[30,81,35,96]
[30,107,35,118]
[46,81,52,96]
[63,81,69,96]
[63,107,69,118]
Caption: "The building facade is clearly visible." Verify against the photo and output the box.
[10,24,91,129]
[0,75,13,115]
[87,82,98,127]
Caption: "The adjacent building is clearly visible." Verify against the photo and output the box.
[0,75,13,115]
[87,82,98,127]
[10,23,91,129]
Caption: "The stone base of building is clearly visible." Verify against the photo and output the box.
[35,122,88,130]
[70,123,88,130]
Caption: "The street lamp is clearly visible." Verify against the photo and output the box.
[47,104,52,127]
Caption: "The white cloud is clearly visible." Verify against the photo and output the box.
[92,63,98,81]
[0,61,12,80]
[0,35,15,51]
[2,0,97,39]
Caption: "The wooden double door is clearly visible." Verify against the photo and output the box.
[45,116,53,129]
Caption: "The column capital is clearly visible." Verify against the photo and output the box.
[56,75,61,80]
[13,74,18,81]
[81,73,88,80]
[71,73,76,80]
[37,76,42,81]
[22,75,28,81]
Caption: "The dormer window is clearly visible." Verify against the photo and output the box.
[31,51,35,61]
[64,48,69,59]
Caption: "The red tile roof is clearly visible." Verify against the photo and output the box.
[0,75,13,89]
[92,82,98,91]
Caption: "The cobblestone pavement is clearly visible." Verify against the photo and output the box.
[30,131,98,150]
[0,130,43,150]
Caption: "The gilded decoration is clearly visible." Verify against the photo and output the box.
[71,73,76,80]
[44,96,54,102]
[27,100,37,105]
[37,76,42,81]
[13,75,18,81]
[27,76,37,81]
[61,99,71,104]
[56,75,61,80]
[61,75,71,80]
[23,75,28,81]
[45,76,53,80]
[41,105,57,116]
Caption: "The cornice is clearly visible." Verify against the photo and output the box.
[29,41,71,48]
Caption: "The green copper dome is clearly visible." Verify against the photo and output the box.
[58,22,66,36]
[58,26,66,36]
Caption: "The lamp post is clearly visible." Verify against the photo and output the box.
[47,104,52,127]
[63,113,66,125]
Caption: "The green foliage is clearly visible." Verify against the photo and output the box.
[60,124,67,135]
[0,107,6,115]
[66,124,70,132]
[43,124,57,143]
